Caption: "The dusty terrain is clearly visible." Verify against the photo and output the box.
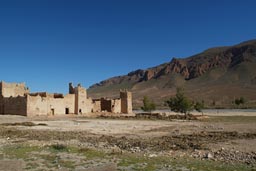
[0,113,256,171]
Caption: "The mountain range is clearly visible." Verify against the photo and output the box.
[88,40,256,108]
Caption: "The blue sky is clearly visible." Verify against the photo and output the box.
[0,0,255,93]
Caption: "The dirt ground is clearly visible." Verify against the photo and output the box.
[0,113,256,171]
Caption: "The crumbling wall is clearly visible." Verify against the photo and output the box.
[69,83,75,94]
[120,91,133,114]
[27,93,75,116]
[48,97,66,115]
[26,95,48,116]
[64,94,75,114]
[85,98,94,113]
[111,99,121,113]
[101,98,112,112]
[0,81,133,116]
[74,85,87,114]
[0,81,29,97]
[76,98,93,114]
[73,84,93,114]
[92,99,101,112]
[0,97,4,114]
[4,96,27,116]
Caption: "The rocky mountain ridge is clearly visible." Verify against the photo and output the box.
[88,40,256,108]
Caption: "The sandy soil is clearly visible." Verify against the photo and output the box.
[0,113,255,170]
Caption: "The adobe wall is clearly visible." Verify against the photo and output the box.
[0,81,29,97]
[0,97,4,114]
[101,98,112,112]
[77,98,93,114]
[100,98,121,113]
[64,94,75,114]
[26,95,48,116]
[92,100,101,112]
[74,85,87,114]
[3,96,27,116]
[27,94,75,116]
[0,81,133,116]
[48,97,66,115]
[111,99,121,113]
[73,85,93,114]
[120,91,133,114]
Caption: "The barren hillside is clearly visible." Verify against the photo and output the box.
[88,40,256,108]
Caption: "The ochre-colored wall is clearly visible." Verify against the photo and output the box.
[92,100,101,112]
[64,94,75,114]
[0,81,29,97]
[75,86,87,114]
[111,99,121,113]
[27,95,48,116]
[0,81,133,116]
[74,86,93,114]
[77,98,93,114]
[27,94,75,116]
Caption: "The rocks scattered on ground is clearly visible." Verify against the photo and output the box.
[213,148,256,165]
[191,148,256,165]
[0,116,256,167]
[80,163,117,171]
[1,125,256,166]
[97,113,199,121]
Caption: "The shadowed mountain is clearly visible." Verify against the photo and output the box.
[88,40,256,108]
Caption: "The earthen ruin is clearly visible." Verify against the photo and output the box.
[0,81,133,116]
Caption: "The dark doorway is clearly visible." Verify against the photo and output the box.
[79,109,82,114]
[65,108,69,114]
[51,109,54,115]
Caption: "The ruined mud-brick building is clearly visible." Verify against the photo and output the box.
[0,81,132,116]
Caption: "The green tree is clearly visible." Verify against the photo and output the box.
[234,97,246,107]
[239,97,245,105]
[194,101,204,115]
[141,96,156,112]
[165,88,193,116]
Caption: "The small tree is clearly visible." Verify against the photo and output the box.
[194,101,204,115]
[239,97,245,105]
[234,97,246,107]
[165,88,193,116]
[234,98,240,106]
[141,96,156,112]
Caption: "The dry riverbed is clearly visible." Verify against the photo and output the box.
[0,114,256,171]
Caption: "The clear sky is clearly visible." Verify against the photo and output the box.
[0,0,255,93]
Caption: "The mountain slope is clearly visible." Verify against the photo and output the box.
[88,40,256,108]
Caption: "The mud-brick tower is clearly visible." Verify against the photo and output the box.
[69,83,87,114]
[120,90,132,114]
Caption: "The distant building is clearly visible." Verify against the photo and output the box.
[0,81,133,116]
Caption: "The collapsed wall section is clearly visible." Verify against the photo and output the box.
[100,98,121,113]
[100,98,111,112]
